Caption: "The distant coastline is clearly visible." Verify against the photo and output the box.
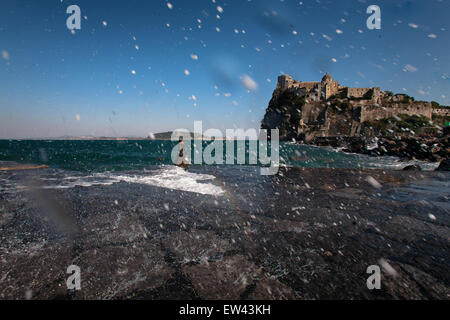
[0,132,234,141]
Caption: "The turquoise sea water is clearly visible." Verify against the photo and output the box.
[0,140,438,172]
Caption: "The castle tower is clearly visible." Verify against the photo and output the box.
[321,73,333,84]
[321,73,339,100]
[277,74,294,90]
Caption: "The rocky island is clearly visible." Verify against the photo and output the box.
[262,73,450,169]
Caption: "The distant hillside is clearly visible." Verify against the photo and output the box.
[21,132,207,141]
[152,132,205,140]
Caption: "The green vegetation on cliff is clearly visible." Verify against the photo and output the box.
[432,101,450,109]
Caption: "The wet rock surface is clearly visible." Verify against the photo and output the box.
[0,165,449,300]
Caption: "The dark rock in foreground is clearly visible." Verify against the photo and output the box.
[403,165,422,171]
[310,135,449,164]
[0,165,449,300]
[437,159,450,171]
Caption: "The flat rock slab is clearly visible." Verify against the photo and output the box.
[0,166,449,299]
[183,255,261,300]
[162,230,234,264]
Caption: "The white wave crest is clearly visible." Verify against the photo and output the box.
[43,166,224,196]
[109,166,224,195]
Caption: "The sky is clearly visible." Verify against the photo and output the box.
[0,0,449,139]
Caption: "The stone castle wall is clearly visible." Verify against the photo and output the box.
[270,73,441,141]
[279,75,380,101]
[360,103,432,123]
[323,82,339,99]
[299,82,319,91]
[277,75,294,89]
[433,108,450,117]
[277,76,319,91]
[278,74,434,125]
[393,94,410,103]
[346,88,373,99]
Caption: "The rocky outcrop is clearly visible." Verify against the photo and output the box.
[309,135,449,162]
[261,73,450,163]
[261,88,305,140]
[436,159,450,171]
[403,165,422,171]
[360,135,449,162]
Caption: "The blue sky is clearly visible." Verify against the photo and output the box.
[0,0,449,138]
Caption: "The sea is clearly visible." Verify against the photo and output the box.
[0,139,443,197]
[0,139,449,300]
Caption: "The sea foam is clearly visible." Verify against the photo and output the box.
[42,166,224,196]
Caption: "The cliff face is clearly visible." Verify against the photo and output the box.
[261,88,305,140]
[261,88,369,142]
[261,73,438,143]
[260,73,450,163]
